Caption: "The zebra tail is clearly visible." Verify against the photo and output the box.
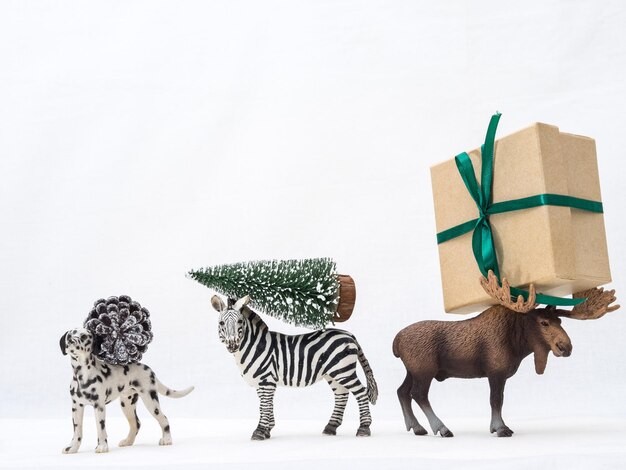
[355,341,378,405]
[156,379,195,398]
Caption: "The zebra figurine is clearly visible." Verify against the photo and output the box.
[210,294,378,440]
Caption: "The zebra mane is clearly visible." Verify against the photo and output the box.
[242,305,268,331]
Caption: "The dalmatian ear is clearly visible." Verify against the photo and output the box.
[59,331,68,356]
[211,295,226,313]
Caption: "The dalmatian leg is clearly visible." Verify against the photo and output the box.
[139,389,172,445]
[119,394,141,447]
[62,403,84,454]
[94,405,109,453]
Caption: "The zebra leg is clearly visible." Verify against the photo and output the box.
[336,373,372,437]
[252,384,276,441]
[323,378,349,436]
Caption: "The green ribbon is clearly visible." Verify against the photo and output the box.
[437,113,604,306]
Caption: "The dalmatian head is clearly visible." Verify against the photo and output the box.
[60,328,94,358]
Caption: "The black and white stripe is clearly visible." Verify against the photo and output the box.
[211,295,378,439]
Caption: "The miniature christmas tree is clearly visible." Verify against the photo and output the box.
[188,258,355,328]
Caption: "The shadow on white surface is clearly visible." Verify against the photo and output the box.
[1,417,624,469]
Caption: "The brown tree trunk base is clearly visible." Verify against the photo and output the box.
[334,274,356,323]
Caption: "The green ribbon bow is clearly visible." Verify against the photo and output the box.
[436,113,604,306]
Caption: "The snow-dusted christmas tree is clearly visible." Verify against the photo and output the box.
[188,258,355,328]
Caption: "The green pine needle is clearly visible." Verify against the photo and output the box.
[188,258,340,329]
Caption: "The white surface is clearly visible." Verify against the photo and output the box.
[1,0,625,468]
[2,418,626,470]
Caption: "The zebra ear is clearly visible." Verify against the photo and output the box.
[234,295,251,311]
[211,295,226,312]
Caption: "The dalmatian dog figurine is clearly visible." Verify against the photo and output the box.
[60,328,194,454]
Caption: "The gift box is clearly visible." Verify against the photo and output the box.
[431,115,612,314]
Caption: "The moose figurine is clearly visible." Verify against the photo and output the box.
[393,271,619,438]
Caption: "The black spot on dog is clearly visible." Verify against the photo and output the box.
[99,420,105,430]
[131,380,140,388]
[143,365,149,370]
[123,366,130,375]
[105,388,112,398]
[121,401,125,407]
[164,425,170,432]
[131,394,139,405]
[149,390,158,401]
[154,408,159,415]
[82,377,98,388]
[118,385,125,392]
[64,447,70,452]
[166,390,170,396]
[101,364,111,378]
[84,392,99,402]
[96,375,103,383]
[78,437,81,441]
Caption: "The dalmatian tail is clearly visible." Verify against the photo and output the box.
[157,379,194,398]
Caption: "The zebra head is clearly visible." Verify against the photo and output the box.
[211,295,250,353]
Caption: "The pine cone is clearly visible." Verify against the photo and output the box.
[84,295,153,365]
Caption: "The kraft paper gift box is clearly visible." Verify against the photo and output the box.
[431,118,612,314]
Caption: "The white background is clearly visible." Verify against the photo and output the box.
[1,0,625,468]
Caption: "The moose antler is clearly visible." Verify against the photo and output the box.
[480,270,537,313]
[555,287,620,320]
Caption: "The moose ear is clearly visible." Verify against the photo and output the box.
[234,295,251,311]
[59,331,68,356]
[211,295,226,312]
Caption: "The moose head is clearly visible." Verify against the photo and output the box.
[480,270,619,374]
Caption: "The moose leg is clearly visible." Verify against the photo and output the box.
[62,402,84,454]
[252,384,276,440]
[119,394,141,447]
[488,375,513,437]
[397,371,427,435]
[323,378,349,435]
[412,377,453,437]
